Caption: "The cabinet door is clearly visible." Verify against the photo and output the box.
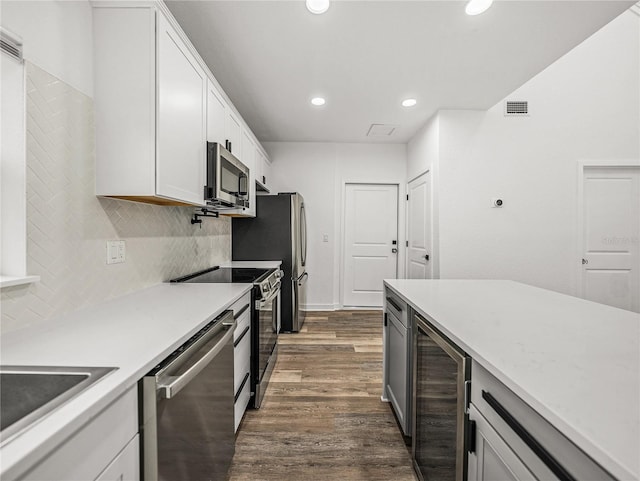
[242,131,256,216]
[385,311,408,432]
[95,434,140,481]
[262,153,271,187]
[156,13,206,205]
[226,111,242,158]
[206,79,226,145]
[468,405,536,481]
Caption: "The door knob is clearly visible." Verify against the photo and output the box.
[424,254,430,261]
[392,248,398,254]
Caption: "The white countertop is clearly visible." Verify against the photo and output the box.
[0,282,252,480]
[384,279,640,481]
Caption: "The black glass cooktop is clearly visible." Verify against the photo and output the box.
[170,267,270,284]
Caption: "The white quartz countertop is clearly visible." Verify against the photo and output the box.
[221,260,282,269]
[0,282,252,480]
[384,279,640,481]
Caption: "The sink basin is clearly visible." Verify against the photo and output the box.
[0,366,116,445]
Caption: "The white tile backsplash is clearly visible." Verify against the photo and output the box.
[0,63,231,334]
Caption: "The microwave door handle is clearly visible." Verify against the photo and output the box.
[238,173,248,198]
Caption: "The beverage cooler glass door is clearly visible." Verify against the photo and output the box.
[412,313,470,481]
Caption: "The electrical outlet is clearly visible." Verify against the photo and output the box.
[106,240,125,264]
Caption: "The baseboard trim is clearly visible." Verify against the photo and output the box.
[302,304,383,311]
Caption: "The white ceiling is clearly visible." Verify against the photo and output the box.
[166,0,633,143]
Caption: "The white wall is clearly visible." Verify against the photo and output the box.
[408,10,640,296]
[0,0,93,96]
[264,142,407,309]
[407,114,441,278]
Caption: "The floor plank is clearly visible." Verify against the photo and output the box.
[229,310,416,481]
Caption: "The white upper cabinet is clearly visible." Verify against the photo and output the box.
[226,111,242,159]
[255,150,272,192]
[206,79,226,146]
[94,2,267,209]
[156,13,207,205]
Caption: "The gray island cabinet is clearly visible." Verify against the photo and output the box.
[382,279,639,481]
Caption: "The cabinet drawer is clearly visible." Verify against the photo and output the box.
[234,308,251,343]
[231,293,251,340]
[20,386,138,481]
[471,361,614,481]
[95,434,140,481]
[234,374,251,433]
[234,325,251,394]
[385,290,408,328]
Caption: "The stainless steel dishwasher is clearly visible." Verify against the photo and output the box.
[140,310,236,481]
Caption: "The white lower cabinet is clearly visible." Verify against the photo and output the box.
[382,289,411,436]
[467,406,535,481]
[19,387,138,481]
[468,361,616,481]
[95,434,140,481]
[232,292,252,431]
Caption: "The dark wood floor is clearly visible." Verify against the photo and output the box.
[229,311,417,481]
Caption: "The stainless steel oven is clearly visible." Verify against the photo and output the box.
[253,279,280,408]
[170,266,282,409]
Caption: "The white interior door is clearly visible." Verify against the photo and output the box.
[407,172,432,279]
[581,166,640,313]
[343,184,398,307]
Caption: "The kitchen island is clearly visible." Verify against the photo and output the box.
[383,279,639,481]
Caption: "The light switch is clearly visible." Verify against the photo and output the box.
[106,240,126,264]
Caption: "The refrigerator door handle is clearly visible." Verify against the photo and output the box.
[297,272,309,286]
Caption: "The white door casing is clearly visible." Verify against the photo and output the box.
[407,172,432,279]
[580,165,640,313]
[343,184,399,307]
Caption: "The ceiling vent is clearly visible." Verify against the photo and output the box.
[1,28,23,61]
[504,101,529,116]
[367,124,397,137]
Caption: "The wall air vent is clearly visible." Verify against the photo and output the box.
[504,101,529,116]
[1,28,23,61]
[367,124,397,137]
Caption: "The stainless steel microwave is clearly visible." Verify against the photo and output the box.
[205,142,250,208]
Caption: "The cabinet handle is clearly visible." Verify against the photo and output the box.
[481,390,576,481]
[386,297,402,312]
[233,325,250,347]
[234,303,250,319]
[234,372,250,402]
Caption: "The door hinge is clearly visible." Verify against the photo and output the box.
[406,194,409,201]
[406,241,409,247]
[384,313,388,327]
[466,418,477,454]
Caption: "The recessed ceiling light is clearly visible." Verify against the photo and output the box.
[402,98,417,107]
[465,0,493,16]
[306,0,330,15]
[311,97,326,106]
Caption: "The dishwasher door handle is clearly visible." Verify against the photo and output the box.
[157,316,237,399]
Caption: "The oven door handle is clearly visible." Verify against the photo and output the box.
[257,284,280,307]
[157,315,236,399]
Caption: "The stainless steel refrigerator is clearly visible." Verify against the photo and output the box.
[232,193,308,332]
